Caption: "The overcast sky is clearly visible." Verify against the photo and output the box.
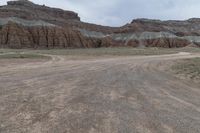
[1,0,200,26]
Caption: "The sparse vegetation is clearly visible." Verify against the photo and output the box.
[33,47,177,56]
[0,53,48,59]
[172,58,200,81]
[0,47,199,58]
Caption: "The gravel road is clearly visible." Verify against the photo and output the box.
[0,52,200,133]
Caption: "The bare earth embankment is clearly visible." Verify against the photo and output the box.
[0,48,200,133]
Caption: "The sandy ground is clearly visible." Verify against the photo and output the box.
[0,52,200,133]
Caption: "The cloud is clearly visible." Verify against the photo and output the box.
[1,0,200,26]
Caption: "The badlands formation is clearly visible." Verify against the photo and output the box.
[0,0,200,48]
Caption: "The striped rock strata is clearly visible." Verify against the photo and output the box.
[0,0,200,48]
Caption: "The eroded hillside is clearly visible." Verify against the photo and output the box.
[0,0,200,48]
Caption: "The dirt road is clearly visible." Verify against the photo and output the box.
[0,52,200,133]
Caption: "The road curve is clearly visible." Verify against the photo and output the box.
[0,52,200,133]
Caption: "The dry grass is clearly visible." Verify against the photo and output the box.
[33,47,177,56]
[0,47,199,58]
[172,58,200,81]
[0,53,48,59]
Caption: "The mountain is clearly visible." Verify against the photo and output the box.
[0,0,199,48]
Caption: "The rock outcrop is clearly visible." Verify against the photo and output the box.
[0,0,200,48]
[0,22,98,48]
[1,0,80,22]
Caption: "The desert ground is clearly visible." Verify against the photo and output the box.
[0,48,200,133]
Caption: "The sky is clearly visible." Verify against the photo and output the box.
[1,0,200,26]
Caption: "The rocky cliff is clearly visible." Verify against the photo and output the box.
[0,0,200,48]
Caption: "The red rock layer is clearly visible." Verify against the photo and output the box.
[0,0,200,48]
[96,38,190,48]
[0,23,92,48]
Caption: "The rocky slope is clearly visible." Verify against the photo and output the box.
[0,0,200,48]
